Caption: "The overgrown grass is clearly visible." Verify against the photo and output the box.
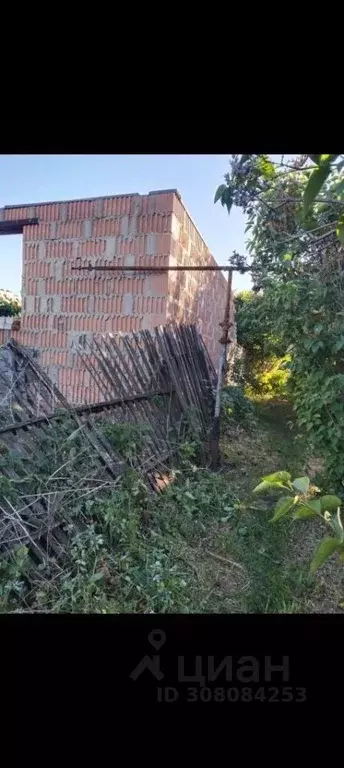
[1,393,343,613]
[1,461,246,613]
[220,398,343,612]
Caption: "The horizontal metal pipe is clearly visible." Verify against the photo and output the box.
[71,264,250,272]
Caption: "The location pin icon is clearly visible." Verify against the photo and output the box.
[148,630,166,650]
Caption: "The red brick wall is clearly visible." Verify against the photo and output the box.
[167,194,232,365]
[1,190,231,402]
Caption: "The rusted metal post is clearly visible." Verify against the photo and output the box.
[210,270,233,470]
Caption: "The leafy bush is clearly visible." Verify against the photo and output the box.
[233,290,290,398]
[221,385,254,427]
[253,470,344,573]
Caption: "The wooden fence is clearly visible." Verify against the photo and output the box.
[0,325,216,567]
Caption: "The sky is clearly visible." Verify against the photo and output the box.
[0,154,253,296]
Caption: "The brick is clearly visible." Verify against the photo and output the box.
[116,237,135,257]
[54,314,71,331]
[26,296,35,313]
[35,203,61,221]
[146,234,156,255]
[22,278,38,297]
[103,196,132,217]
[152,192,175,213]
[105,237,117,258]
[37,278,46,296]
[92,219,118,238]
[156,233,172,254]
[75,240,107,258]
[141,313,164,330]
[123,254,135,268]
[171,213,181,241]
[45,240,69,261]
[53,260,65,280]
[23,243,40,262]
[83,220,93,239]
[61,296,88,313]
[120,215,129,236]
[94,199,104,218]
[129,216,137,236]
[23,222,52,240]
[144,275,168,298]
[4,207,34,221]
[57,220,82,239]
[93,295,122,314]
[130,196,142,216]
[137,213,172,235]
[67,200,95,220]
[87,296,95,314]
[122,294,133,315]
[24,314,51,331]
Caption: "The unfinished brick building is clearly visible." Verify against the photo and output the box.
[0,189,231,403]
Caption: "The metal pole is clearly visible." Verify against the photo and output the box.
[71,264,240,272]
[210,270,233,470]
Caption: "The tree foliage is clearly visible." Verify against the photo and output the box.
[233,289,289,397]
[216,154,344,488]
[0,289,21,317]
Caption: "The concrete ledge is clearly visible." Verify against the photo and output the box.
[148,189,181,199]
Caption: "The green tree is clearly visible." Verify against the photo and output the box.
[215,155,344,488]
[233,289,289,396]
[0,289,21,317]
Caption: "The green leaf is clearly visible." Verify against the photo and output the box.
[292,476,310,494]
[214,184,227,204]
[320,495,342,512]
[310,537,341,573]
[338,545,344,563]
[333,336,344,353]
[337,223,344,246]
[221,187,233,214]
[283,252,292,261]
[91,571,105,583]
[319,154,339,165]
[269,496,294,523]
[253,480,285,494]
[303,164,333,217]
[262,471,291,483]
[293,499,321,519]
[334,179,344,196]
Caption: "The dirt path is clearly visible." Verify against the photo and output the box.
[213,400,344,613]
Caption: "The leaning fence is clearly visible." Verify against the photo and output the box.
[0,325,216,568]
